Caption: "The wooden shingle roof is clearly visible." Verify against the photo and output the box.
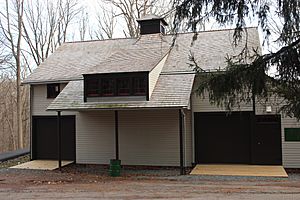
[23,27,260,110]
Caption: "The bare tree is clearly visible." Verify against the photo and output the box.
[0,0,81,152]
[0,0,25,149]
[57,0,80,45]
[78,8,89,41]
[0,37,12,68]
[99,0,171,38]
[94,5,116,40]
[22,0,80,66]
[0,76,17,151]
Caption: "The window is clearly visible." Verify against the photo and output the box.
[133,77,146,95]
[47,83,60,98]
[285,128,300,141]
[86,79,100,97]
[117,78,131,96]
[102,78,115,96]
[84,73,148,99]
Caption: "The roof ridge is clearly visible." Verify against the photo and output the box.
[165,26,258,37]
[64,37,136,44]
[63,27,258,45]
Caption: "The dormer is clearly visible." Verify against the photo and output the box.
[137,14,168,35]
[82,51,169,103]
[83,72,149,102]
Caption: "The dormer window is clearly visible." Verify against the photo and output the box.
[86,79,99,97]
[117,78,131,96]
[102,78,115,97]
[133,77,146,95]
[83,72,149,102]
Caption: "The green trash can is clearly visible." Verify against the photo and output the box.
[109,159,121,177]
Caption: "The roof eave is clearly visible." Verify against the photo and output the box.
[21,77,83,85]
[47,105,189,112]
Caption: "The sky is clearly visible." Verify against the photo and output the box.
[80,0,281,52]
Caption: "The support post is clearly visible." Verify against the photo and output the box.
[115,110,119,160]
[251,93,256,163]
[57,111,62,171]
[29,85,33,160]
[179,109,184,175]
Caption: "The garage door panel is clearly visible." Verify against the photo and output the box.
[195,112,252,164]
[252,115,282,165]
[32,116,75,160]
[195,112,282,165]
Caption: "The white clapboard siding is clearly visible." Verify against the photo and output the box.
[31,83,76,116]
[76,109,189,166]
[148,53,169,98]
[76,111,115,164]
[192,93,253,112]
[281,116,300,168]
[119,109,180,166]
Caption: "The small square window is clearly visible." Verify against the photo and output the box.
[47,83,60,98]
[285,128,300,141]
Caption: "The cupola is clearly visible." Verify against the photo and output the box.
[137,14,168,35]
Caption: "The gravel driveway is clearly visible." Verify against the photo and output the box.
[0,163,300,199]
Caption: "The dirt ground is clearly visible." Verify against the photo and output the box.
[1,164,300,200]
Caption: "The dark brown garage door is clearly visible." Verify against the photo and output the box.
[32,116,75,160]
[195,112,252,164]
[251,115,282,165]
[194,112,282,165]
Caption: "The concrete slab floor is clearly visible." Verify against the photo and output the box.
[10,160,73,170]
[190,164,288,177]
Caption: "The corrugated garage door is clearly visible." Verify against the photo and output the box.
[32,116,75,160]
[194,112,252,164]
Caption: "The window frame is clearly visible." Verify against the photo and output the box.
[86,78,100,97]
[132,76,147,96]
[101,78,115,97]
[117,77,132,96]
[285,128,300,142]
[83,72,149,102]
[47,83,60,99]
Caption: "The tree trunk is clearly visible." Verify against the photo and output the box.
[17,62,23,149]
[16,0,24,149]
